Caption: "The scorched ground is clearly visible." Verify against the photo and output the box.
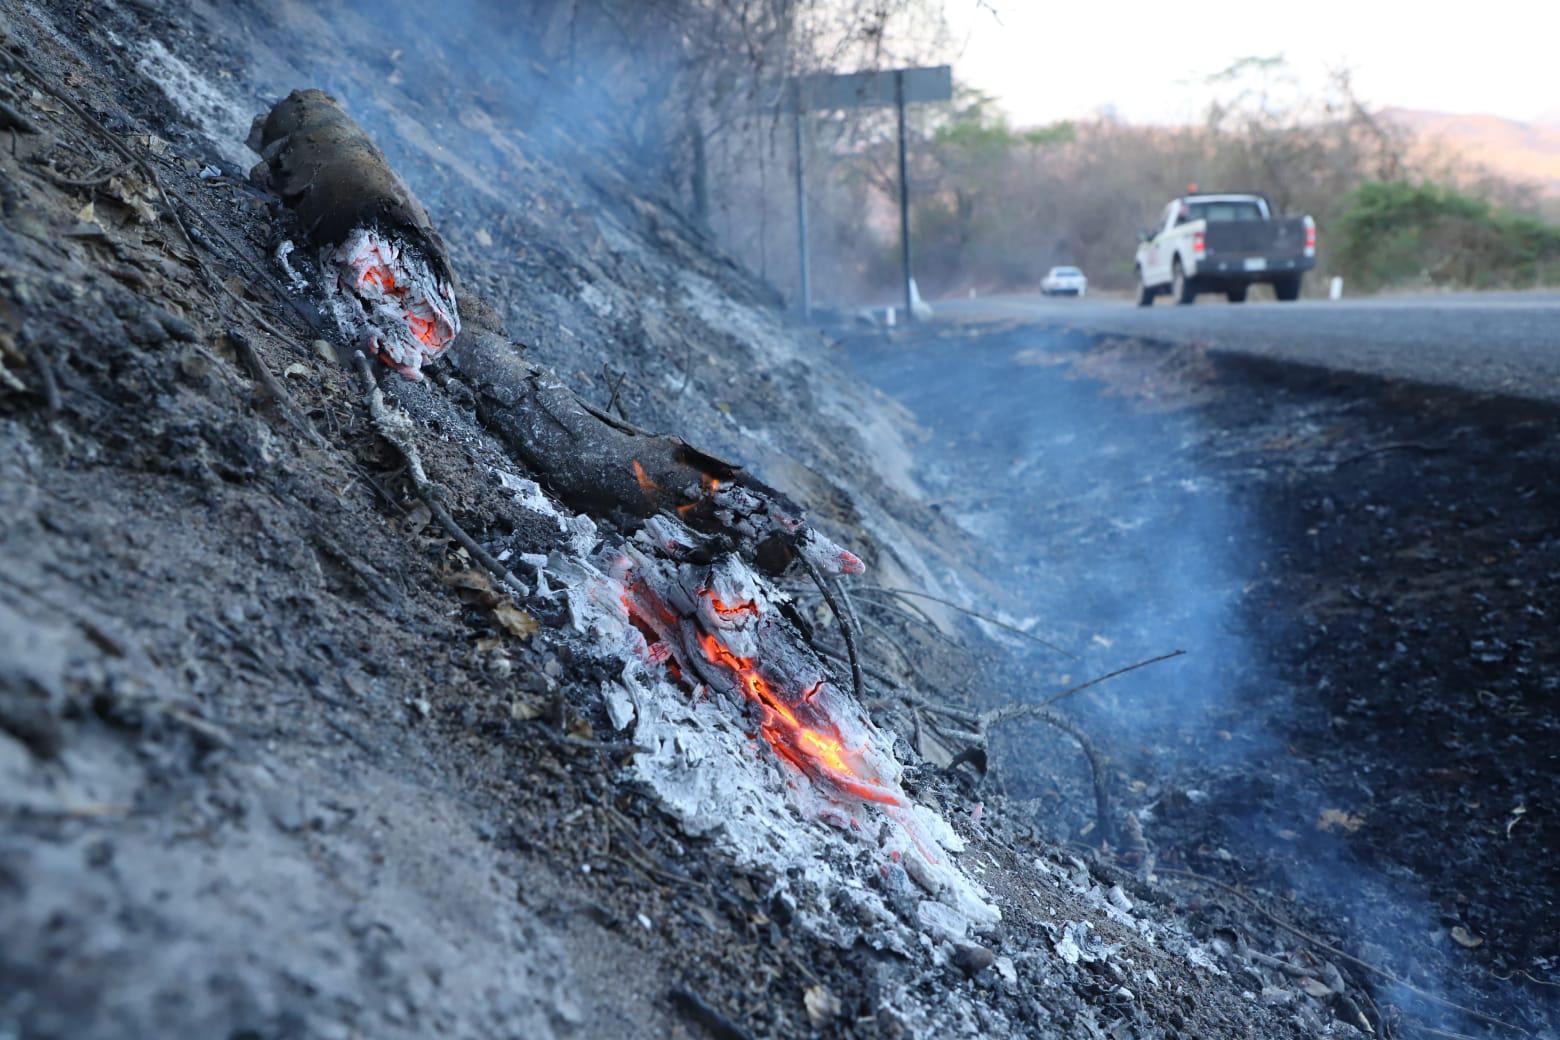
[0,2,1492,1039]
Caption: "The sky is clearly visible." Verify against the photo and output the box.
[943,0,1560,127]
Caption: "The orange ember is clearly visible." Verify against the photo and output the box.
[696,631,898,805]
[701,590,760,619]
[632,460,660,497]
[407,314,439,347]
[360,264,397,294]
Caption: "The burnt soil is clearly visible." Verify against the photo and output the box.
[0,3,1420,1040]
[844,321,1559,1037]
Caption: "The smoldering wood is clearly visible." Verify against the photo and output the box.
[250,89,827,574]
[247,88,453,283]
[447,310,817,574]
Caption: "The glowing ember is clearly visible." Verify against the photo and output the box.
[613,551,901,805]
[631,459,660,497]
[693,630,898,804]
[701,590,760,620]
[568,515,1001,946]
[328,227,459,379]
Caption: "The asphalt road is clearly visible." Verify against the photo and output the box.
[936,290,1560,405]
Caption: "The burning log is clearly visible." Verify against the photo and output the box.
[447,305,862,579]
[249,90,858,580]
[611,541,897,805]
[248,90,999,938]
[247,89,459,378]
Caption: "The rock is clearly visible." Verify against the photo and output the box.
[158,310,197,341]
[126,313,169,346]
[916,900,969,944]
[769,890,796,927]
[952,942,996,977]
[903,850,941,896]
[803,985,841,1028]
[993,955,1018,988]
[265,789,304,833]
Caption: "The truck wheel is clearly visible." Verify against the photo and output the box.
[1172,260,1195,305]
[1136,272,1154,307]
[1274,274,1302,301]
[1226,285,1248,303]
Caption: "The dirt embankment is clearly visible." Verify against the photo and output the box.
[0,4,1350,1040]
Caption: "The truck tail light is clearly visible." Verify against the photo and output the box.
[1304,216,1316,257]
[1192,230,1206,257]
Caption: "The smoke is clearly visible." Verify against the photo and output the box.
[844,325,1542,1034]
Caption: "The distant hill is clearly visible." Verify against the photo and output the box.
[1386,108,1560,193]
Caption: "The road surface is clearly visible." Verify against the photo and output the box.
[936,291,1560,405]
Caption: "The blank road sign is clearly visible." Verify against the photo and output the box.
[790,66,953,112]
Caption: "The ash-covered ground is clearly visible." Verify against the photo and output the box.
[0,3,1384,1039]
[845,320,1559,1038]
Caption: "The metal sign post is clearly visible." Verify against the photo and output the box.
[792,82,811,318]
[895,70,913,321]
[783,65,951,322]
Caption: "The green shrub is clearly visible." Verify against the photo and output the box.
[1337,181,1560,291]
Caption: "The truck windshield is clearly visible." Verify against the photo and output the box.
[1188,201,1265,223]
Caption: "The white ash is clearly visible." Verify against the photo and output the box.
[324,227,459,380]
[496,476,999,970]
[127,37,253,167]
[274,239,307,292]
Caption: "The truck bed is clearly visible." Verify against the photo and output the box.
[1202,216,1314,272]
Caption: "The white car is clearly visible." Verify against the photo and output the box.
[1040,265,1088,297]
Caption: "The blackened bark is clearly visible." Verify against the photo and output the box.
[249,90,828,575]
[448,312,808,572]
[246,89,453,284]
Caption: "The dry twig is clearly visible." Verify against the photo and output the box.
[855,583,1075,658]
[1025,649,1185,712]
[229,328,327,448]
[46,158,135,188]
[353,354,529,601]
[799,555,864,704]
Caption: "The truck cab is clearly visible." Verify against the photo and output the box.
[1135,193,1316,305]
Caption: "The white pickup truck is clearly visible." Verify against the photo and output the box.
[1134,193,1316,305]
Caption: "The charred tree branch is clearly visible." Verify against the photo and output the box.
[1026,649,1185,712]
[855,584,1076,658]
[799,553,863,704]
[984,704,1114,846]
[353,354,529,601]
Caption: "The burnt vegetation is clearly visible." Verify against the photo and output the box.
[0,3,1554,1040]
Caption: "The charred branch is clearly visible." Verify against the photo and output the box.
[855,584,1077,658]
[251,90,859,580]
[249,89,457,377]
[798,552,864,703]
[247,89,452,278]
[352,353,529,601]
[448,315,854,577]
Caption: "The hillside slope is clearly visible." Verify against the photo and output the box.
[1,3,1354,1038]
[1387,106,1560,193]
